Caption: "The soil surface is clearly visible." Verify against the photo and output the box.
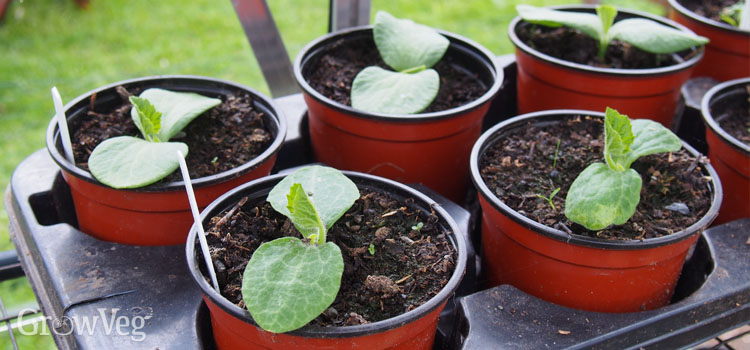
[712,84,750,146]
[678,0,741,22]
[304,37,488,113]
[70,86,273,185]
[479,115,713,240]
[515,22,695,69]
[204,189,456,327]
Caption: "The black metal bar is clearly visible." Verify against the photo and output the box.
[230,0,298,97]
[0,250,24,281]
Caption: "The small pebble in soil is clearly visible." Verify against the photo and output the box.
[664,202,690,215]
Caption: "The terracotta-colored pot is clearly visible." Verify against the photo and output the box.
[186,171,467,350]
[470,110,721,313]
[46,76,286,246]
[668,0,750,81]
[293,27,502,203]
[701,78,750,224]
[510,5,704,127]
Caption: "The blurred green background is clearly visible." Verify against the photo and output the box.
[0,0,663,348]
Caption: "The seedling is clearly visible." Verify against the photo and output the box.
[516,4,709,61]
[552,139,561,168]
[411,221,424,232]
[720,1,750,30]
[564,108,682,230]
[350,11,449,114]
[88,88,221,188]
[536,187,561,211]
[368,243,376,255]
[241,165,360,333]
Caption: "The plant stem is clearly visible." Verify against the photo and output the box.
[597,39,608,62]
[552,139,561,168]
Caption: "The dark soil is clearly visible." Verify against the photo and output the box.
[516,22,695,69]
[479,115,713,240]
[203,189,456,327]
[712,84,750,146]
[304,37,488,113]
[677,0,741,23]
[70,86,273,185]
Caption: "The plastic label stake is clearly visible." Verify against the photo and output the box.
[177,150,220,292]
[51,87,76,163]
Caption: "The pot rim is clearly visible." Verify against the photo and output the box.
[469,109,722,250]
[186,170,467,338]
[508,4,705,76]
[45,75,287,192]
[293,25,503,122]
[668,0,750,35]
[701,77,750,155]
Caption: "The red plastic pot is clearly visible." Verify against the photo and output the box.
[46,76,286,246]
[470,110,722,313]
[186,171,467,350]
[668,0,750,81]
[294,27,502,203]
[509,5,704,127]
[701,78,750,224]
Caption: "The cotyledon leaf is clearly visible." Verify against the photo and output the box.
[88,136,188,189]
[133,88,221,141]
[564,163,642,231]
[351,66,439,114]
[267,165,360,230]
[242,237,344,333]
[373,11,449,72]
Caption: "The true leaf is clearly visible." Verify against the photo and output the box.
[242,237,343,333]
[129,96,163,142]
[608,18,710,54]
[287,183,326,244]
[564,163,642,231]
[603,107,634,171]
[624,119,682,168]
[132,88,221,141]
[88,136,188,189]
[373,11,449,72]
[351,66,439,114]
[597,5,617,36]
[267,165,360,230]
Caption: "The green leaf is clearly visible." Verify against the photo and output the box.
[132,88,221,141]
[287,183,327,244]
[351,66,439,114]
[623,119,682,168]
[597,5,617,36]
[88,136,187,189]
[242,237,343,333]
[564,163,642,231]
[129,96,163,142]
[596,5,618,58]
[603,107,634,171]
[268,165,360,230]
[516,5,603,42]
[373,11,449,72]
[608,18,709,54]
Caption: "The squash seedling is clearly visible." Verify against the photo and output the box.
[564,108,682,230]
[350,11,449,114]
[516,4,709,61]
[720,1,750,30]
[88,88,221,189]
[241,165,360,333]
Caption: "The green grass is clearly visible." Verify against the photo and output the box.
[0,0,664,348]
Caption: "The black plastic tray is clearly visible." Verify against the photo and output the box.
[5,57,748,350]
